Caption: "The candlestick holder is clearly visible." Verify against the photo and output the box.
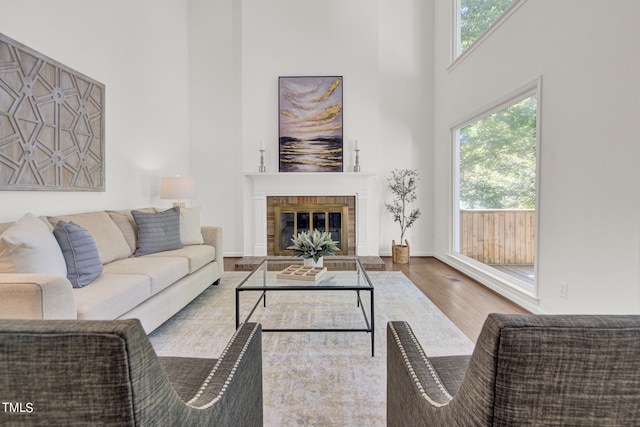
[259,149,266,173]
[353,148,361,172]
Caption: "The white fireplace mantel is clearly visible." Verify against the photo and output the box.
[245,172,378,256]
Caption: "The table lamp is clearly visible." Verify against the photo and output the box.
[160,176,196,208]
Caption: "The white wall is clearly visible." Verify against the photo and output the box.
[378,0,435,254]
[433,0,640,314]
[188,0,243,254]
[240,0,380,175]
[234,0,434,256]
[0,0,191,221]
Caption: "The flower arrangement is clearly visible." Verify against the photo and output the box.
[287,229,340,263]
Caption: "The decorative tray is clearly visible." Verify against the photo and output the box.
[276,265,328,282]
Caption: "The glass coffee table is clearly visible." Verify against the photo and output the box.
[235,257,375,356]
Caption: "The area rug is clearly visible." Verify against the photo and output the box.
[149,271,474,426]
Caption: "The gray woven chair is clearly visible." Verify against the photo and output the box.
[0,319,262,426]
[387,314,640,426]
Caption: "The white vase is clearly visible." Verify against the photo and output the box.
[304,257,323,267]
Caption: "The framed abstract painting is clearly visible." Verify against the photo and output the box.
[278,76,343,172]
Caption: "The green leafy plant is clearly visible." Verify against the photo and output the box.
[287,229,339,262]
[385,168,421,244]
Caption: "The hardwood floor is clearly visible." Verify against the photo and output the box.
[381,257,529,343]
[224,256,529,343]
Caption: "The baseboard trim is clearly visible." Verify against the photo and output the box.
[378,251,435,257]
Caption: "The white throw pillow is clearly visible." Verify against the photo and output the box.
[0,213,67,276]
[180,205,204,245]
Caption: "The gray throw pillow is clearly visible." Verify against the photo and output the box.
[53,220,103,288]
[132,207,183,256]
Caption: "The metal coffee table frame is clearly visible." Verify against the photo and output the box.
[235,258,375,356]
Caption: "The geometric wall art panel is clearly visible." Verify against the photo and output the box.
[0,32,105,191]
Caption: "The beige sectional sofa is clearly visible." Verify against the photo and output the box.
[0,208,223,333]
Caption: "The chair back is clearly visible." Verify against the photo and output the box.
[457,314,640,425]
[0,319,173,426]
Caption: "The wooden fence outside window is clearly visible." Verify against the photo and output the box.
[460,209,535,265]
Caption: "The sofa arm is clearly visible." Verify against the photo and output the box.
[0,274,76,320]
[201,225,223,271]
[387,321,471,427]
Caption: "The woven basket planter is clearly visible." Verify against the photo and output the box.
[392,240,410,264]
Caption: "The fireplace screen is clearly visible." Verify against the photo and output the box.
[274,203,348,256]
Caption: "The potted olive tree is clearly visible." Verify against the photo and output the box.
[385,168,421,263]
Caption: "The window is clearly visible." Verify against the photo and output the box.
[454,92,538,286]
[455,0,520,58]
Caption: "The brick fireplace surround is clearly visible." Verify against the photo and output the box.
[245,172,379,258]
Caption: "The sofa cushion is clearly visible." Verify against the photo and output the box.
[145,245,215,274]
[53,221,103,288]
[48,211,130,265]
[102,257,189,296]
[107,208,156,255]
[0,213,67,276]
[73,273,150,320]
[132,207,183,256]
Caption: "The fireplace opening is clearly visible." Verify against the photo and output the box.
[274,203,348,256]
[266,196,356,256]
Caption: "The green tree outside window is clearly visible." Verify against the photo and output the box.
[459,0,515,52]
[459,96,536,210]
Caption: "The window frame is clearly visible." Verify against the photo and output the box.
[450,0,529,70]
[447,77,542,308]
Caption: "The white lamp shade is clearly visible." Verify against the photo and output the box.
[160,176,196,200]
